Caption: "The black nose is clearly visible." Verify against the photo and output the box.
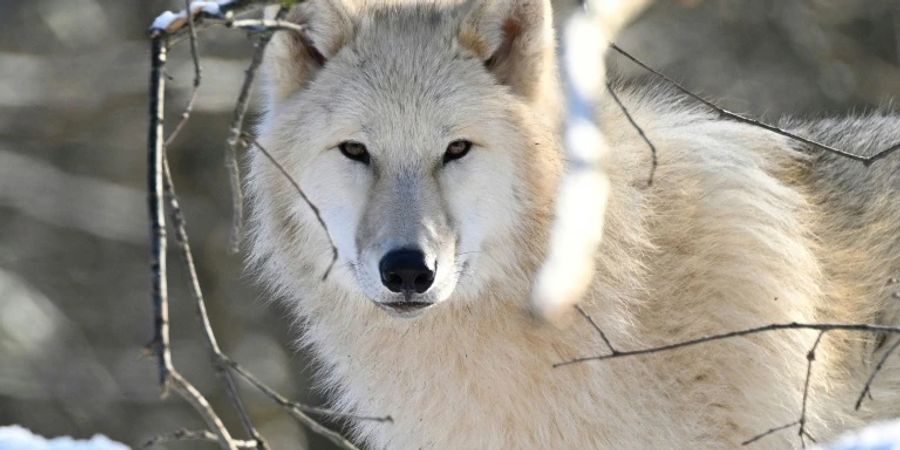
[379,249,435,294]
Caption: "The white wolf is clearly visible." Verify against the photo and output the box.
[246,0,900,447]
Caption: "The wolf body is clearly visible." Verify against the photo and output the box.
[246,0,900,448]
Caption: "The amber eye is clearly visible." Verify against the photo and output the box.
[339,141,370,165]
[443,139,472,164]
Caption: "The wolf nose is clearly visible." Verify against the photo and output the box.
[379,249,435,294]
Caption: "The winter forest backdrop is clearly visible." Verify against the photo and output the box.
[0,0,897,448]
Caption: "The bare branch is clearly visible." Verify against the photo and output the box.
[148,33,242,450]
[165,372,241,450]
[222,8,296,254]
[742,331,825,447]
[242,133,339,280]
[163,0,202,148]
[223,355,393,424]
[609,43,900,165]
[573,305,618,355]
[796,331,825,447]
[143,429,257,449]
[163,157,270,450]
[604,83,657,186]
[741,421,799,446]
[554,322,900,367]
[219,356,363,450]
[145,6,379,449]
[855,335,900,410]
[224,39,261,252]
[147,33,171,393]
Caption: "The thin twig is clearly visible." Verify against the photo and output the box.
[223,354,393,423]
[609,43,900,165]
[242,133,339,280]
[164,132,365,450]
[147,4,375,450]
[739,331,824,447]
[554,322,900,367]
[219,356,366,450]
[741,421,799,446]
[143,429,256,448]
[605,83,657,186]
[223,10,291,253]
[573,305,618,355]
[796,331,825,448]
[147,33,171,393]
[163,157,270,450]
[148,34,239,450]
[855,335,900,410]
[160,372,239,450]
[164,0,202,148]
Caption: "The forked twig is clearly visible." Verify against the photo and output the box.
[609,43,900,166]
[164,156,373,450]
[164,0,202,147]
[166,372,240,450]
[742,331,824,447]
[148,6,370,448]
[148,32,244,450]
[222,8,293,253]
[855,335,900,410]
[555,322,900,367]
[143,429,256,449]
[163,156,270,450]
[561,318,900,445]
[604,83,657,186]
[741,421,800,447]
[573,305,618,355]
[223,355,393,423]
[242,133,339,280]
[222,360,363,450]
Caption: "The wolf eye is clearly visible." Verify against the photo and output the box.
[443,140,472,164]
[339,141,370,165]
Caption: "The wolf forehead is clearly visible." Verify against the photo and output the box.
[278,2,506,111]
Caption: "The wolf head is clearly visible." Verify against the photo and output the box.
[249,0,562,318]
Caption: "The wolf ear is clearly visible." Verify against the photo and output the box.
[262,1,354,104]
[459,0,558,109]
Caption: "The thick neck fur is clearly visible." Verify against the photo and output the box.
[293,168,656,449]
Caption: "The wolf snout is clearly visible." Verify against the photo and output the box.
[379,248,435,294]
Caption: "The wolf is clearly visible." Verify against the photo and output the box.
[245,0,900,447]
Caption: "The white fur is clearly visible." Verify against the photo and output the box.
[246,1,900,448]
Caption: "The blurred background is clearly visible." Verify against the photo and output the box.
[0,0,896,449]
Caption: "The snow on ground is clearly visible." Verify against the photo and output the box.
[0,426,129,450]
[3,419,900,449]
[817,420,900,450]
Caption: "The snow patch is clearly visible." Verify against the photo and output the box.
[150,1,232,32]
[150,10,184,32]
[816,420,900,449]
[191,1,223,16]
[0,425,129,450]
